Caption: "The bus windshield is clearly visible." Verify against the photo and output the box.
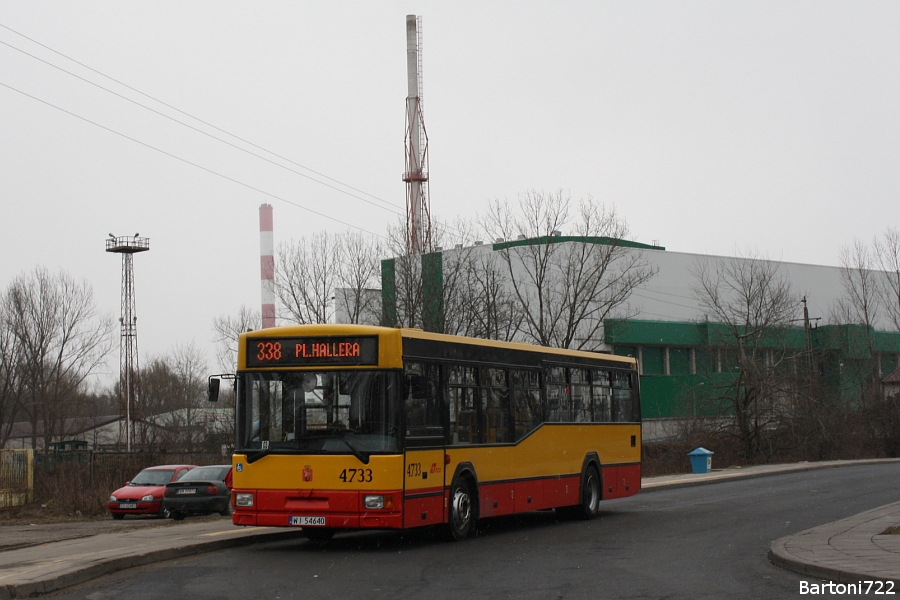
[237,371,401,456]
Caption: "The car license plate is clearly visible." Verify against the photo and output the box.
[176,488,197,495]
[290,516,326,526]
[119,503,137,509]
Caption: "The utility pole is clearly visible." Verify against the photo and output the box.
[802,296,813,373]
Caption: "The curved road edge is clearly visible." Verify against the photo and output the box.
[768,501,900,585]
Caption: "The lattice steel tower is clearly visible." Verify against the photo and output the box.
[106,234,149,452]
[403,14,432,255]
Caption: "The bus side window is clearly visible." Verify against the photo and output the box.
[591,369,611,423]
[404,362,443,446]
[449,365,478,445]
[612,370,633,422]
[512,370,541,440]
[570,368,590,423]
[481,367,511,443]
[545,366,568,422]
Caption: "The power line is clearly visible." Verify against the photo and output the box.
[0,80,387,239]
[0,23,484,244]
[633,285,698,303]
[631,291,699,311]
[0,23,404,215]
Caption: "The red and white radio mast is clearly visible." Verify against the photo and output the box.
[403,14,432,255]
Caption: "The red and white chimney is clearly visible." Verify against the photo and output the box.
[259,203,276,329]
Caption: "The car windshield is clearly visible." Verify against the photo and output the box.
[237,370,400,455]
[131,469,175,486]
[179,466,230,482]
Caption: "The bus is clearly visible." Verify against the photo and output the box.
[216,324,641,541]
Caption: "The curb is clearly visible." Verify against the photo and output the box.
[0,529,305,600]
[768,536,900,585]
[639,458,900,493]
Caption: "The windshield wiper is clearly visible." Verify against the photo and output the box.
[246,448,272,464]
[338,438,370,465]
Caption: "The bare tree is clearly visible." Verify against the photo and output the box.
[383,221,424,329]
[333,231,383,325]
[444,249,523,341]
[276,230,384,326]
[212,305,260,372]
[138,343,209,452]
[482,190,655,350]
[836,236,900,456]
[874,227,900,334]
[383,215,524,339]
[276,233,339,324]
[0,293,24,447]
[5,267,114,449]
[834,239,882,391]
[692,251,799,461]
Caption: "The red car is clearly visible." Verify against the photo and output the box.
[108,464,197,520]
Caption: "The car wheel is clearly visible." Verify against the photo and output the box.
[158,506,171,519]
[444,476,475,541]
[220,504,233,517]
[112,513,125,521]
[303,528,336,542]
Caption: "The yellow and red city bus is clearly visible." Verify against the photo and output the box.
[224,324,641,541]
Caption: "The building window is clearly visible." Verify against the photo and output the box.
[669,347,691,376]
[641,347,665,375]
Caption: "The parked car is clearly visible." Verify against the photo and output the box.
[163,464,233,520]
[108,464,197,520]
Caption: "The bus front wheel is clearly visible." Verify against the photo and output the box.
[445,477,475,541]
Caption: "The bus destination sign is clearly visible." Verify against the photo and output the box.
[246,336,379,367]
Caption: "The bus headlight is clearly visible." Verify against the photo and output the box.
[235,493,254,507]
[364,495,393,510]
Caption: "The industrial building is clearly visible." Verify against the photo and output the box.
[376,237,900,431]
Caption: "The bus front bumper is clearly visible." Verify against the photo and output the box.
[231,488,403,529]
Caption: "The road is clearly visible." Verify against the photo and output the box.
[46,463,900,599]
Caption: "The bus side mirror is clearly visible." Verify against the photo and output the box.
[208,378,221,403]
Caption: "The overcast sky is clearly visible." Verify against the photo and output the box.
[1,2,898,383]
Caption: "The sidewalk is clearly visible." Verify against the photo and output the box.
[0,458,898,598]
[769,502,900,584]
[0,519,304,599]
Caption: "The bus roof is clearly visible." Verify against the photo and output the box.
[242,324,636,367]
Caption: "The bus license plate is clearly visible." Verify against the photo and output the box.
[290,516,326,526]
[119,503,137,509]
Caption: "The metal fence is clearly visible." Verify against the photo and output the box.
[0,449,34,508]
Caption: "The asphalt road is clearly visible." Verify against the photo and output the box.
[47,463,900,600]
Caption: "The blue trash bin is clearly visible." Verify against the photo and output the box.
[688,447,714,474]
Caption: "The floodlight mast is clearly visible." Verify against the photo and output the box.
[106,235,149,452]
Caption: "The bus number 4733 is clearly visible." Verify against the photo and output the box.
[339,468,373,483]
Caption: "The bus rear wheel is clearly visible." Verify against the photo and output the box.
[445,477,475,541]
[575,465,601,520]
[303,528,336,542]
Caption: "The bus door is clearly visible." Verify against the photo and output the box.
[402,363,446,528]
